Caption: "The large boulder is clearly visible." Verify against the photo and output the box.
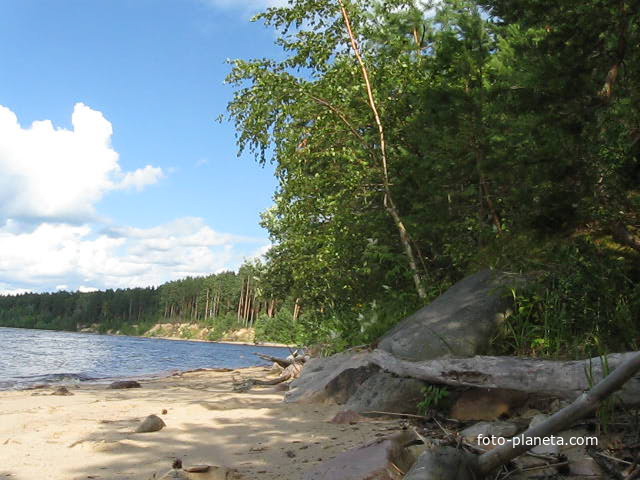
[378,269,522,361]
[344,371,426,415]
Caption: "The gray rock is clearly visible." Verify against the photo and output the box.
[460,421,519,443]
[323,365,379,404]
[378,270,523,361]
[404,447,477,480]
[302,431,416,480]
[284,351,374,404]
[135,414,166,433]
[109,380,142,389]
[51,386,74,396]
[344,371,426,414]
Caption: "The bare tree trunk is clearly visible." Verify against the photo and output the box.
[293,298,301,322]
[237,279,245,323]
[338,0,426,299]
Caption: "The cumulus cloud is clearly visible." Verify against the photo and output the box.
[118,165,165,191]
[0,219,269,292]
[0,103,267,294]
[0,103,164,223]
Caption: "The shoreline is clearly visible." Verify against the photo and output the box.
[0,325,295,348]
[0,366,398,479]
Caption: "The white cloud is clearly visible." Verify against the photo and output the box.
[0,286,31,296]
[0,219,269,292]
[78,286,99,293]
[118,165,165,191]
[0,103,164,223]
[0,103,267,294]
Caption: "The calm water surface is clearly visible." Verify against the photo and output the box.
[0,327,291,390]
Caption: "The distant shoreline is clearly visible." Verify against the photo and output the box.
[141,334,295,349]
[0,325,296,349]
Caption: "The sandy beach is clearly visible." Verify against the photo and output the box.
[0,367,399,480]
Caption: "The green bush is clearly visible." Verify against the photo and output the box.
[492,240,640,358]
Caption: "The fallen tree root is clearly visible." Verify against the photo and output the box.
[369,349,640,405]
[247,363,303,386]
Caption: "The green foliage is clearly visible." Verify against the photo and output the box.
[417,385,450,415]
[493,239,640,358]
[222,0,640,356]
[254,310,303,344]
[206,314,243,342]
[585,351,619,434]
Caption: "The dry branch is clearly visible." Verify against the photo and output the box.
[476,351,640,475]
[254,352,306,368]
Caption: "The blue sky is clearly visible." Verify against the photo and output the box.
[0,0,287,294]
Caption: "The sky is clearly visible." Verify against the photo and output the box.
[0,0,289,295]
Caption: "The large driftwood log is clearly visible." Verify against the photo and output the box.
[405,351,640,479]
[369,349,640,406]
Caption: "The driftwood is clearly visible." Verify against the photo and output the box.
[404,351,640,479]
[476,351,640,476]
[255,352,307,368]
[249,363,304,386]
[369,349,640,406]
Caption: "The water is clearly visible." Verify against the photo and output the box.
[0,326,292,390]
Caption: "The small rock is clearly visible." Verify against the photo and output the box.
[569,456,602,476]
[274,383,290,391]
[162,409,168,415]
[184,465,210,473]
[135,414,166,433]
[303,431,415,480]
[404,447,476,480]
[109,380,141,389]
[51,386,74,396]
[285,450,296,458]
[460,421,519,443]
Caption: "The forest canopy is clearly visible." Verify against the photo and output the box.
[223,0,640,356]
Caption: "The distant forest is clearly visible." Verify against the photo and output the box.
[0,260,298,343]
[2,0,640,356]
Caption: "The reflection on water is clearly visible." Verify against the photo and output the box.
[0,326,290,390]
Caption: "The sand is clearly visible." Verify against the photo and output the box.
[0,367,400,480]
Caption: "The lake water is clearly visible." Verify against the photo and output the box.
[0,326,291,390]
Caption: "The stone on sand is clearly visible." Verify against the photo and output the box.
[109,380,142,389]
[135,414,166,433]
